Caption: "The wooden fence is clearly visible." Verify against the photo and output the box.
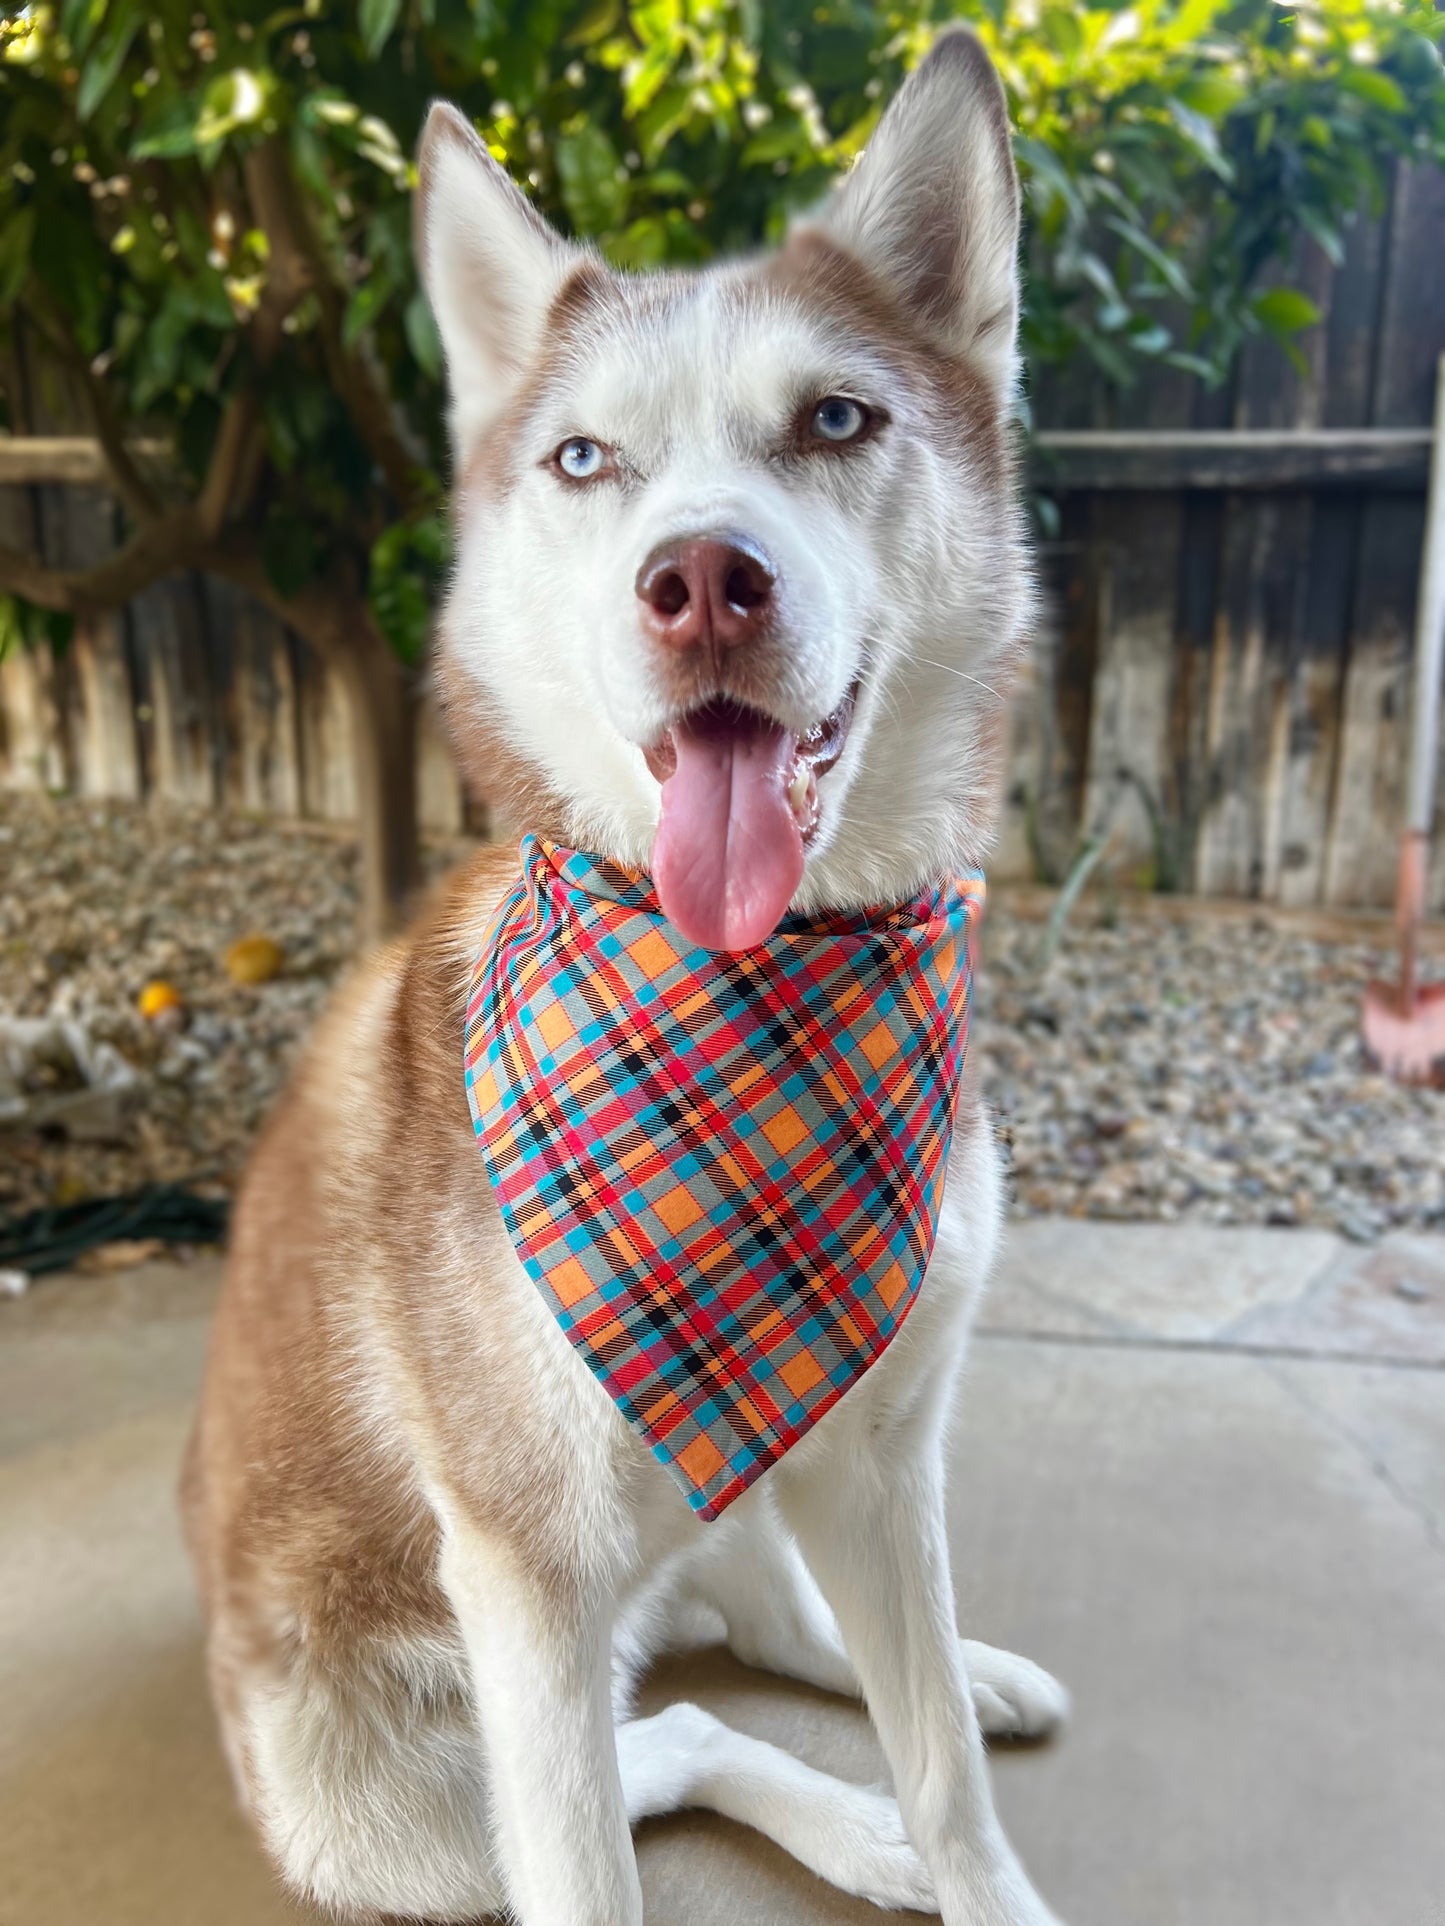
[999,157,1445,912]
[3,156,1445,908]
[0,459,479,840]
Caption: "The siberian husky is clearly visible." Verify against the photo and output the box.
[184,29,1068,1925]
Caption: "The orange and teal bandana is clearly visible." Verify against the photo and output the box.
[465,836,984,1521]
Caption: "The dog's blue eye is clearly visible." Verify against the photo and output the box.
[811,397,867,443]
[557,437,605,479]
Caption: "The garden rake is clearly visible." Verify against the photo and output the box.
[1363,353,1445,1085]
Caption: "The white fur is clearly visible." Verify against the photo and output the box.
[238,35,1067,1926]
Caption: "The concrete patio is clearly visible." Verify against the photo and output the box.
[2,1218,1443,1926]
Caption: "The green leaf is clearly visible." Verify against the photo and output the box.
[1339,68,1407,114]
[0,596,74,659]
[740,121,809,167]
[1297,204,1345,269]
[1041,7,1082,63]
[563,0,621,48]
[359,0,404,60]
[1105,217,1193,301]
[130,92,207,161]
[604,213,674,269]
[0,598,18,664]
[403,291,442,382]
[369,511,449,664]
[1126,322,1172,356]
[61,0,107,60]
[77,0,140,121]
[1176,73,1244,120]
[555,122,627,235]
[1253,287,1322,336]
[343,272,393,347]
[1166,99,1233,181]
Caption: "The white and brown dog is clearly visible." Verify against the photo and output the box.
[183,30,1068,1925]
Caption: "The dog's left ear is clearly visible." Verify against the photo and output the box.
[810,29,1020,395]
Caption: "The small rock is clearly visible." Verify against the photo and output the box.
[1337,1210,1384,1245]
[189,1015,232,1052]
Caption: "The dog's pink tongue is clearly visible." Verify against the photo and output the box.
[653,712,803,952]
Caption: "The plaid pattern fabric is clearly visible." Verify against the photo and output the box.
[465,835,984,1521]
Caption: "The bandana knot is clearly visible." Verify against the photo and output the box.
[466,836,983,1519]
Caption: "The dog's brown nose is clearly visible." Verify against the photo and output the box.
[635,537,775,653]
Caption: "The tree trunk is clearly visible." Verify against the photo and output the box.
[336,610,421,945]
[210,558,425,949]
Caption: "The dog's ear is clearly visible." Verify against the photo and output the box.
[415,103,579,460]
[810,30,1020,395]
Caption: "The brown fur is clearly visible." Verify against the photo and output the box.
[181,844,615,1782]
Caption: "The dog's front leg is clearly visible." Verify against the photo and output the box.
[775,1446,1061,1926]
[439,1521,641,1926]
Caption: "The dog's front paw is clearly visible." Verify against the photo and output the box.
[833,1786,938,1914]
[962,1641,1070,1742]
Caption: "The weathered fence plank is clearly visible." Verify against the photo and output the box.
[1079,491,1183,881]
[134,576,223,807]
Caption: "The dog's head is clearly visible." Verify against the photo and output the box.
[417,31,1031,949]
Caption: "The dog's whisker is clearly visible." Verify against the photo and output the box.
[909,654,1006,704]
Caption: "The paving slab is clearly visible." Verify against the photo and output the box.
[1223,1230,1445,1366]
[951,1337,1445,1926]
[980,1218,1345,1346]
[2,1236,1443,1926]
[988,1218,1445,1366]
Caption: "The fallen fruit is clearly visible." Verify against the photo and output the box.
[138,979,184,1020]
[225,934,284,985]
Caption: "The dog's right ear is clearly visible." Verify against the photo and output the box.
[415,104,578,461]
[807,31,1021,398]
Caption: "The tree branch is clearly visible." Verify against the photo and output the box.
[196,389,264,539]
[244,135,429,516]
[18,301,163,526]
[242,137,316,363]
[77,353,162,526]
[0,510,207,613]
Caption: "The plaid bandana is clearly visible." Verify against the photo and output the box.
[465,836,983,1520]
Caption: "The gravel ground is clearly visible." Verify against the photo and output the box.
[2,793,1441,1240]
[0,795,448,1220]
[976,897,1445,1239]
